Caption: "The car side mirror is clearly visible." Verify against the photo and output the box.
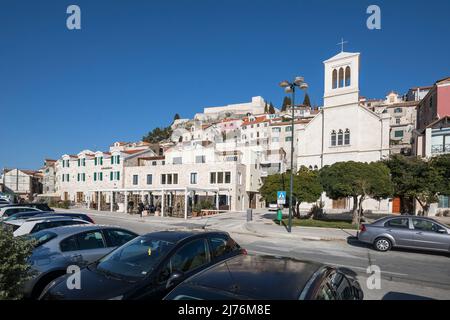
[166,271,184,289]
[437,229,447,234]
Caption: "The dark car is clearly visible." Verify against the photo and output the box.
[164,254,364,300]
[40,231,245,300]
[4,211,95,223]
[0,203,54,211]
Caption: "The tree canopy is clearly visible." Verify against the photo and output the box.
[303,93,311,107]
[142,126,173,143]
[268,103,275,114]
[281,96,291,112]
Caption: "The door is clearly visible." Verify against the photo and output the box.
[411,218,450,251]
[392,197,401,214]
[60,230,109,267]
[384,217,416,247]
[332,198,347,210]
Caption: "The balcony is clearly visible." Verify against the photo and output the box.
[431,144,450,154]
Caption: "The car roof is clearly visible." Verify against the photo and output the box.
[36,224,132,237]
[6,216,85,225]
[140,230,227,243]
[177,254,324,300]
[1,206,41,210]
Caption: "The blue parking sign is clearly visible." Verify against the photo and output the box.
[277,191,286,205]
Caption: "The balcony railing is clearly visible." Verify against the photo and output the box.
[431,144,450,154]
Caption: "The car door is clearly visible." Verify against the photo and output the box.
[150,238,211,299]
[60,230,108,267]
[383,217,415,247]
[411,218,450,251]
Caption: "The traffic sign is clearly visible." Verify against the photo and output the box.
[277,191,286,205]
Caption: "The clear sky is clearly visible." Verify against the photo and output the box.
[1,0,450,170]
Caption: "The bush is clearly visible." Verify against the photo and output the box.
[0,226,35,300]
[48,200,70,209]
[193,200,215,213]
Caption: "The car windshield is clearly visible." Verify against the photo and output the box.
[96,236,175,280]
[26,230,57,247]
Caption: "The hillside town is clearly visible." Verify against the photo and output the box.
[2,50,449,218]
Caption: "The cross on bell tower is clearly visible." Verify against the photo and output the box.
[337,38,348,52]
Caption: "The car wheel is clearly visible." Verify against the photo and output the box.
[374,237,391,252]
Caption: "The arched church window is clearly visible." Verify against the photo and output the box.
[337,129,343,145]
[309,165,313,170]
[345,67,351,87]
[332,69,338,89]
[314,165,318,170]
[331,130,337,146]
[338,68,344,88]
[344,129,350,145]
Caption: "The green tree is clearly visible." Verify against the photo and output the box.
[173,113,180,121]
[268,102,275,114]
[264,103,269,114]
[281,96,291,112]
[142,126,173,143]
[303,93,311,107]
[0,227,35,300]
[259,167,322,218]
[320,161,392,224]
[384,155,444,216]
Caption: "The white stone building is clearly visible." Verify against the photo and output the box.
[296,51,391,212]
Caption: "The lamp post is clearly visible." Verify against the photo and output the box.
[279,77,308,233]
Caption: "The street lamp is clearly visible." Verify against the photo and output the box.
[279,77,308,233]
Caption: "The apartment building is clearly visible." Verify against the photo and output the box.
[2,168,43,202]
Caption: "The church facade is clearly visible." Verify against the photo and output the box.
[296,51,391,213]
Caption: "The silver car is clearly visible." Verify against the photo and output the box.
[23,224,138,299]
[358,216,450,253]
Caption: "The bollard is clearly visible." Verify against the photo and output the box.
[246,209,253,222]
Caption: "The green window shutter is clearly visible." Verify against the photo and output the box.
[117,171,120,180]
[117,156,120,164]
[77,173,79,181]
[100,172,103,181]
[67,174,69,182]
[95,158,97,166]
[94,172,97,181]
[110,171,113,180]
[62,174,64,182]
[100,157,103,165]
[111,156,114,165]
[77,159,80,166]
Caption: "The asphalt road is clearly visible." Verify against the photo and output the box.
[81,212,450,300]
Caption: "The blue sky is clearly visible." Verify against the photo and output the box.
[1,0,450,170]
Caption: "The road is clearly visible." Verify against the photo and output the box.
[68,209,450,300]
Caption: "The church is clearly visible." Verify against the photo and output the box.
[296,50,391,213]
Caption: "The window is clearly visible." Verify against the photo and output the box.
[60,235,79,252]
[338,68,344,88]
[161,174,166,184]
[394,107,402,113]
[110,171,113,180]
[94,172,97,181]
[344,129,350,145]
[394,130,404,138]
[77,231,106,250]
[225,172,231,184]
[116,171,120,180]
[210,172,216,184]
[173,174,178,184]
[337,130,343,145]
[438,195,449,208]
[169,239,209,273]
[395,118,401,124]
[77,173,80,182]
[209,235,239,259]
[385,218,409,229]
[272,137,279,143]
[152,161,157,166]
[272,127,281,133]
[331,130,336,146]
[167,174,173,184]
[99,172,103,181]
[173,157,182,165]
[196,155,205,164]
[82,173,85,181]
[285,137,292,142]
[285,126,292,132]
[190,173,197,184]
[217,172,224,184]
[104,229,136,247]
[345,66,351,87]
[78,159,81,167]
[147,174,152,185]
[412,219,441,233]
[332,69,338,89]
[133,175,138,185]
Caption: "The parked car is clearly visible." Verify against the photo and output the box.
[268,203,279,211]
[0,198,11,205]
[40,231,245,300]
[0,206,42,218]
[4,211,95,223]
[358,215,450,253]
[164,254,363,300]
[0,203,53,211]
[23,225,138,299]
[3,216,92,237]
